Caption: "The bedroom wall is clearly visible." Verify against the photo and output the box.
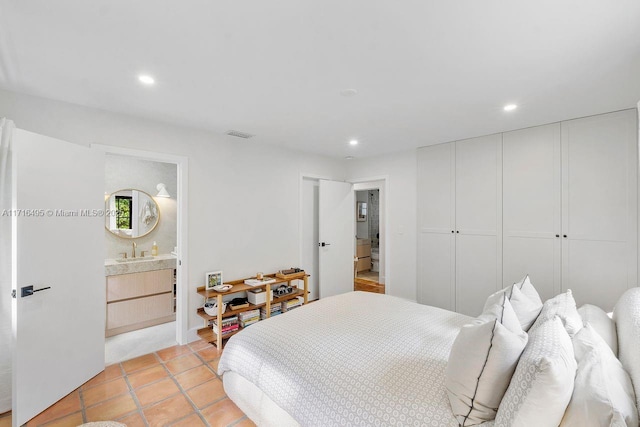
[0,88,347,407]
[346,149,418,302]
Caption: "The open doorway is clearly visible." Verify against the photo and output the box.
[300,175,388,298]
[95,144,189,365]
[355,189,380,282]
[353,179,386,293]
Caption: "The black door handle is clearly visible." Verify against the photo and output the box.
[21,285,51,297]
[319,242,331,247]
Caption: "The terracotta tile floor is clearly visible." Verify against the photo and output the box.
[8,339,254,427]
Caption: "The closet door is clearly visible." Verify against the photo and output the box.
[455,134,502,316]
[561,110,638,310]
[417,143,455,310]
[503,124,562,301]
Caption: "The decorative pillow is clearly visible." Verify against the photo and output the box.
[495,317,577,427]
[480,293,522,334]
[560,324,638,427]
[578,304,618,356]
[446,296,528,426]
[483,275,543,331]
[531,290,582,337]
[613,287,640,411]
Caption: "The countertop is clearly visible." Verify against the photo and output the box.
[105,254,177,276]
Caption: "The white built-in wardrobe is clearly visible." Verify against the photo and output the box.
[417,109,638,316]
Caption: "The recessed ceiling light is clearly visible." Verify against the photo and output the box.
[345,156,354,160]
[340,89,358,97]
[503,104,518,112]
[349,139,358,146]
[138,75,155,85]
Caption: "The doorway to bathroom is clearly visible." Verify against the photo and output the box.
[353,179,386,293]
[355,189,380,282]
[96,144,189,365]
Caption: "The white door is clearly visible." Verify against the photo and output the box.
[503,123,562,301]
[318,180,354,298]
[417,143,456,310]
[301,178,320,300]
[561,110,637,310]
[455,135,502,317]
[12,130,105,426]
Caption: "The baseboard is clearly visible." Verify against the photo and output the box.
[187,326,201,343]
[0,395,11,415]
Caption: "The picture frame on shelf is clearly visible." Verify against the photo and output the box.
[205,270,223,290]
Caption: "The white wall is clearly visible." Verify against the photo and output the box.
[347,150,417,301]
[105,155,177,259]
[0,89,345,344]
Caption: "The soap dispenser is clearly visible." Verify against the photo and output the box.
[151,241,158,256]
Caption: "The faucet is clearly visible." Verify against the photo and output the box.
[132,242,137,258]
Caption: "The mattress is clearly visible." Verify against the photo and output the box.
[218,291,471,426]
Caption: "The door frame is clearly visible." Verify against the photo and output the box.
[93,144,189,345]
[349,175,389,291]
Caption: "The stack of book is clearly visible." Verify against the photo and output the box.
[239,309,260,327]
[260,302,282,319]
[282,297,303,312]
[212,316,239,336]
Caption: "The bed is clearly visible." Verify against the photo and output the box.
[218,289,640,426]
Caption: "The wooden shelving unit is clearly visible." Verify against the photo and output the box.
[196,273,308,348]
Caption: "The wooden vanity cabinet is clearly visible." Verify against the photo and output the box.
[106,268,175,337]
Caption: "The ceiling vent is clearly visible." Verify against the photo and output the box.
[225,130,255,139]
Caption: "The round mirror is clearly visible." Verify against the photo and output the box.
[105,189,160,239]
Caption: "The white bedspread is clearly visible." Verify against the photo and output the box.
[218,291,471,426]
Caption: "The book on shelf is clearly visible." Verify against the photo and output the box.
[240,317,260,327]
[244,277,277,286]
[239,309,260,320]
[282,297,302,312]
[213,324,239,335]
[260,310,282,319]
[260,303,282,313]
[212,315,239,334]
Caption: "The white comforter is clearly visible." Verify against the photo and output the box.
[218,291,471,426]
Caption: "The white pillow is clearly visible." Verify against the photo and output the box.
[613,287,640,411]
[560,324,638,427]
[446,296,528,426]
[483,275,543,332]
[495,317,577,427]
[532,290,582,337]
[578,304,618,356]
[480,293,522,334]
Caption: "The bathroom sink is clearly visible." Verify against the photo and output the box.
[115,256,155,263]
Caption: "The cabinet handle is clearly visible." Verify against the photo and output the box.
[451,230,454,233]
[563,235,567,238]
[555,234,559,238]
[456,231,459,234]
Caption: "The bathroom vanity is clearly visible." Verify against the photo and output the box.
[104,254,176,337]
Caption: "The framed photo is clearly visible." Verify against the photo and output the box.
[356,201,367,222]
[205,271,223,290]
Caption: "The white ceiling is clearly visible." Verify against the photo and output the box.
[1,1,639,158]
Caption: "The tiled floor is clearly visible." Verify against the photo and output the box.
[10,339,253,427]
